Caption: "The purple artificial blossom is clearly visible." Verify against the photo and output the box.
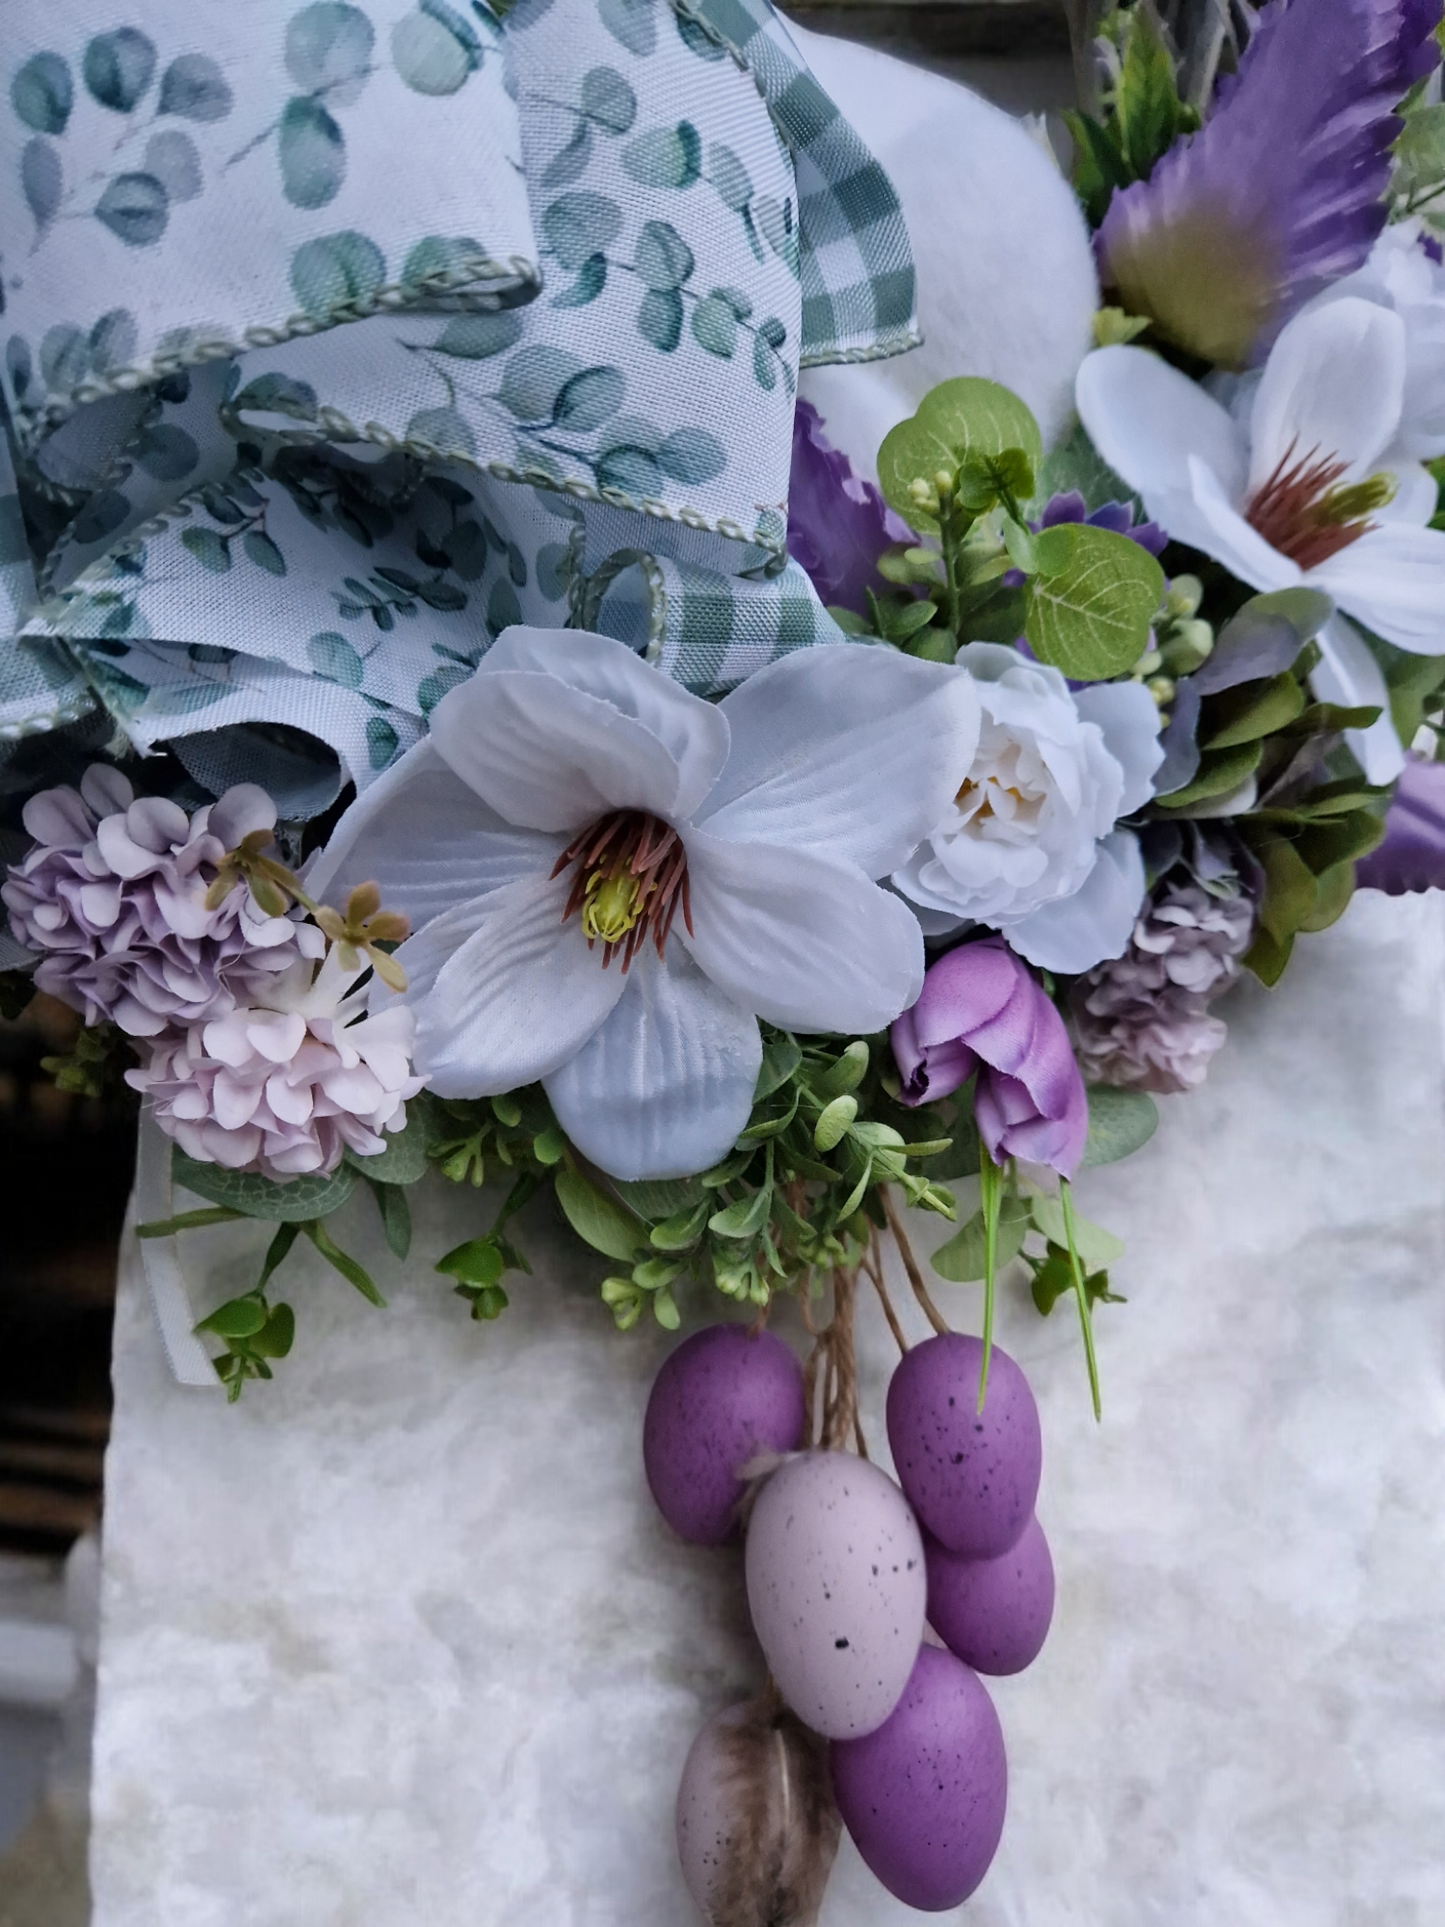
[891,935,1089,1178]
[1355,753,1445,892]
[1097,0,1444,369]
[1,767,303,1035]
[786,399,912,612]
[1037,489,1168,556]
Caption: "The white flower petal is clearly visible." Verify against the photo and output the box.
[1001,830,1146,973]
[1309,521,1445,653]
[544,947,762,1182]
[1076,346,1247,515]
[697,645,980,878]
[304,741,562,930]
[680,829,924,1033]
[476,628,730,821]
[1311,615,1406,786]
[1071,680,1164,815]
[1248,299,1406,491]
[413,871,626,1097]
[1187,459,1302,593]
[1377,460,1438,526]
[432,670,691,832]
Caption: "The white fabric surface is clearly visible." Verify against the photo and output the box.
[90,891,1445,1926]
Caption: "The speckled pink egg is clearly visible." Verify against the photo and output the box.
[926,1514,1054,1675]
[831,1644,1007,1911]
[745,1450,927,1741]
[886,1334,1041,1557]
[644,1325,805,1545]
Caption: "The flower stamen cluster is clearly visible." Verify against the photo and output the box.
[1244,437,1395,569]
[553,809,692,971]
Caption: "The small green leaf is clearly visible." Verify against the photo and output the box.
[435,1236,505,1286]
[813,1095,858,1152]
[95,172,168,248]
[580,65,636,133]
[279,96,345,210]
[637,288,683,352]
[1201,672,1306,748]
[84,28,156,113]
[652,1286,681,1330]
[601,1275,645,1329]
[623,123,701,189]
[433,312,524,359]
[303,1218,386,1306]
[251,1302,296,1358]
[931,1197,1030,1282]
[754,1030,801,1102]
[614,1176,705,1218]
[369,1180,412,1260]
[708,1185,772,1239]
[650,1199,711,1250]
[542,190,623,271]
[554,1165,647,1261]
[533,1125,566,1165]
[877,378,1044,529]
[290,230,386,322]
[1081,1087,1159,1167]
[1031,1195,1124,1269]
[12,53,73,135]
[491,1092,523,1127]
[195,1294,267,1340]
[1153,739,1262,811]
[1022,521,1165,681]
[243,529,287,576]
[634,219,694,290]
[817,1041,869,1098]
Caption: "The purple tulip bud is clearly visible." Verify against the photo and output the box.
[891,936,1088,1177]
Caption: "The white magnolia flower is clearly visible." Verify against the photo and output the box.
[306,628,978,1181]
[1077,297,1445,786]
[1312,221,1445,463]
[892,642,1163,975]
[129,935,424,1179]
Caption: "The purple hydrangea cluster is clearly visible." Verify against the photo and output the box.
[2,769,301,1035]
[3,766,422,1180]
[1070,881,1257,1094]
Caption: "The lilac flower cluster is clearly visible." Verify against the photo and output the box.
[3,769,421,1180]
[1070,882,1257,1094]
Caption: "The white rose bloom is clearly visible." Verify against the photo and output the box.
[892,643,1164,975]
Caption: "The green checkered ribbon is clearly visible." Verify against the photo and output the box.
[580,547,845,694]
[676,0,920,364]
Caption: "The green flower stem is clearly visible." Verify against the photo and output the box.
[1058,1178,1103,1421]
[977,1148,1002,1412]
[136,1204,246,1238]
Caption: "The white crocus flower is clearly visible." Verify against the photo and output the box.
[306,628,979,1181]
[1077,297,1445,786]
[892,643,1163,975]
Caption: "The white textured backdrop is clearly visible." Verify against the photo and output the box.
[90,891,1445,1927]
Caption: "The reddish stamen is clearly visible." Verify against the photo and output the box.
[551,808,693,970]
[1245,437,1375,570]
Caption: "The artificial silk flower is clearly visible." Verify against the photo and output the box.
[891,936,1088,1178]
[1309,220,1445,462]
[1354,753,1445,892]
[306,629,979,1181]
[891,643,1164,976]
[1077,297,1445,785]
[787,400,911,613]
[1095,0,1441,369]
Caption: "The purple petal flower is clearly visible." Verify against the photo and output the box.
[1037,489,1168,555]
[1355,753,1445,892]
[891,935,1089,1177]
[786,400,912,612]
[1097,0,1443,369]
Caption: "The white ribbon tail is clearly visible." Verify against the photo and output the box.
[134,1111,223,1389]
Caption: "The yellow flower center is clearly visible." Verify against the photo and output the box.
[581,870,644,946]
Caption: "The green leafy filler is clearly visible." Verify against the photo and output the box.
[843,376,1165,685]
[135,1022,1154,1413]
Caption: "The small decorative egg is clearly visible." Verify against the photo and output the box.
[644,1324,806,1545]
[745,1450,927,1740]
[675,1695,840,1926]
[926,1514,1054,1675]
[886,1333,1041,1557]
[831,1644,1007,1912]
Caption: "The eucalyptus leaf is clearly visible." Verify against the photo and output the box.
[21,139,62,230]
[877,378,1044,528]
[599,0,656,57]
[96,172,168,248]
[11,53,73,136]
[144,130,202,203]
[657,427,725,484]
[543,190,623,271]
[580,65,636,132]
[173,1148,358,1222]
[392,8,476,94]
[614,1175,705,1219]
[634,220,693,290]
[1022,522,1164,681]
[158,52,232,121]
[931,1197,1030,1281]
[1081,1087,1159,1167]
[553,365,625,431]
[286,2,375,103]
[552,253,608,308]
[637,289,683,352]
[133,423,200,482]
[280,96,346,209]
[1031,1195,1124,1269]
[243,530,287,576]
[84,29,156,113]
[623,123,701,190]
[290,230,386,321]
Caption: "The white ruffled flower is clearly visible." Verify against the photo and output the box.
[306,627,977,1181]
[891,643,1163,975]
[1077,297,1445,787]
[129,935,424,1179]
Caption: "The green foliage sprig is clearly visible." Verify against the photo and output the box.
[1064,4,1200,230]
[851,378,1164,683]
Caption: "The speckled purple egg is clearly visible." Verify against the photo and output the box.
[926,1514,1054,1675]
[831,1644,1007,1911]
[886,1334,1041,1558]
[745,1450,927,1741]
[644,1325,805,1545]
